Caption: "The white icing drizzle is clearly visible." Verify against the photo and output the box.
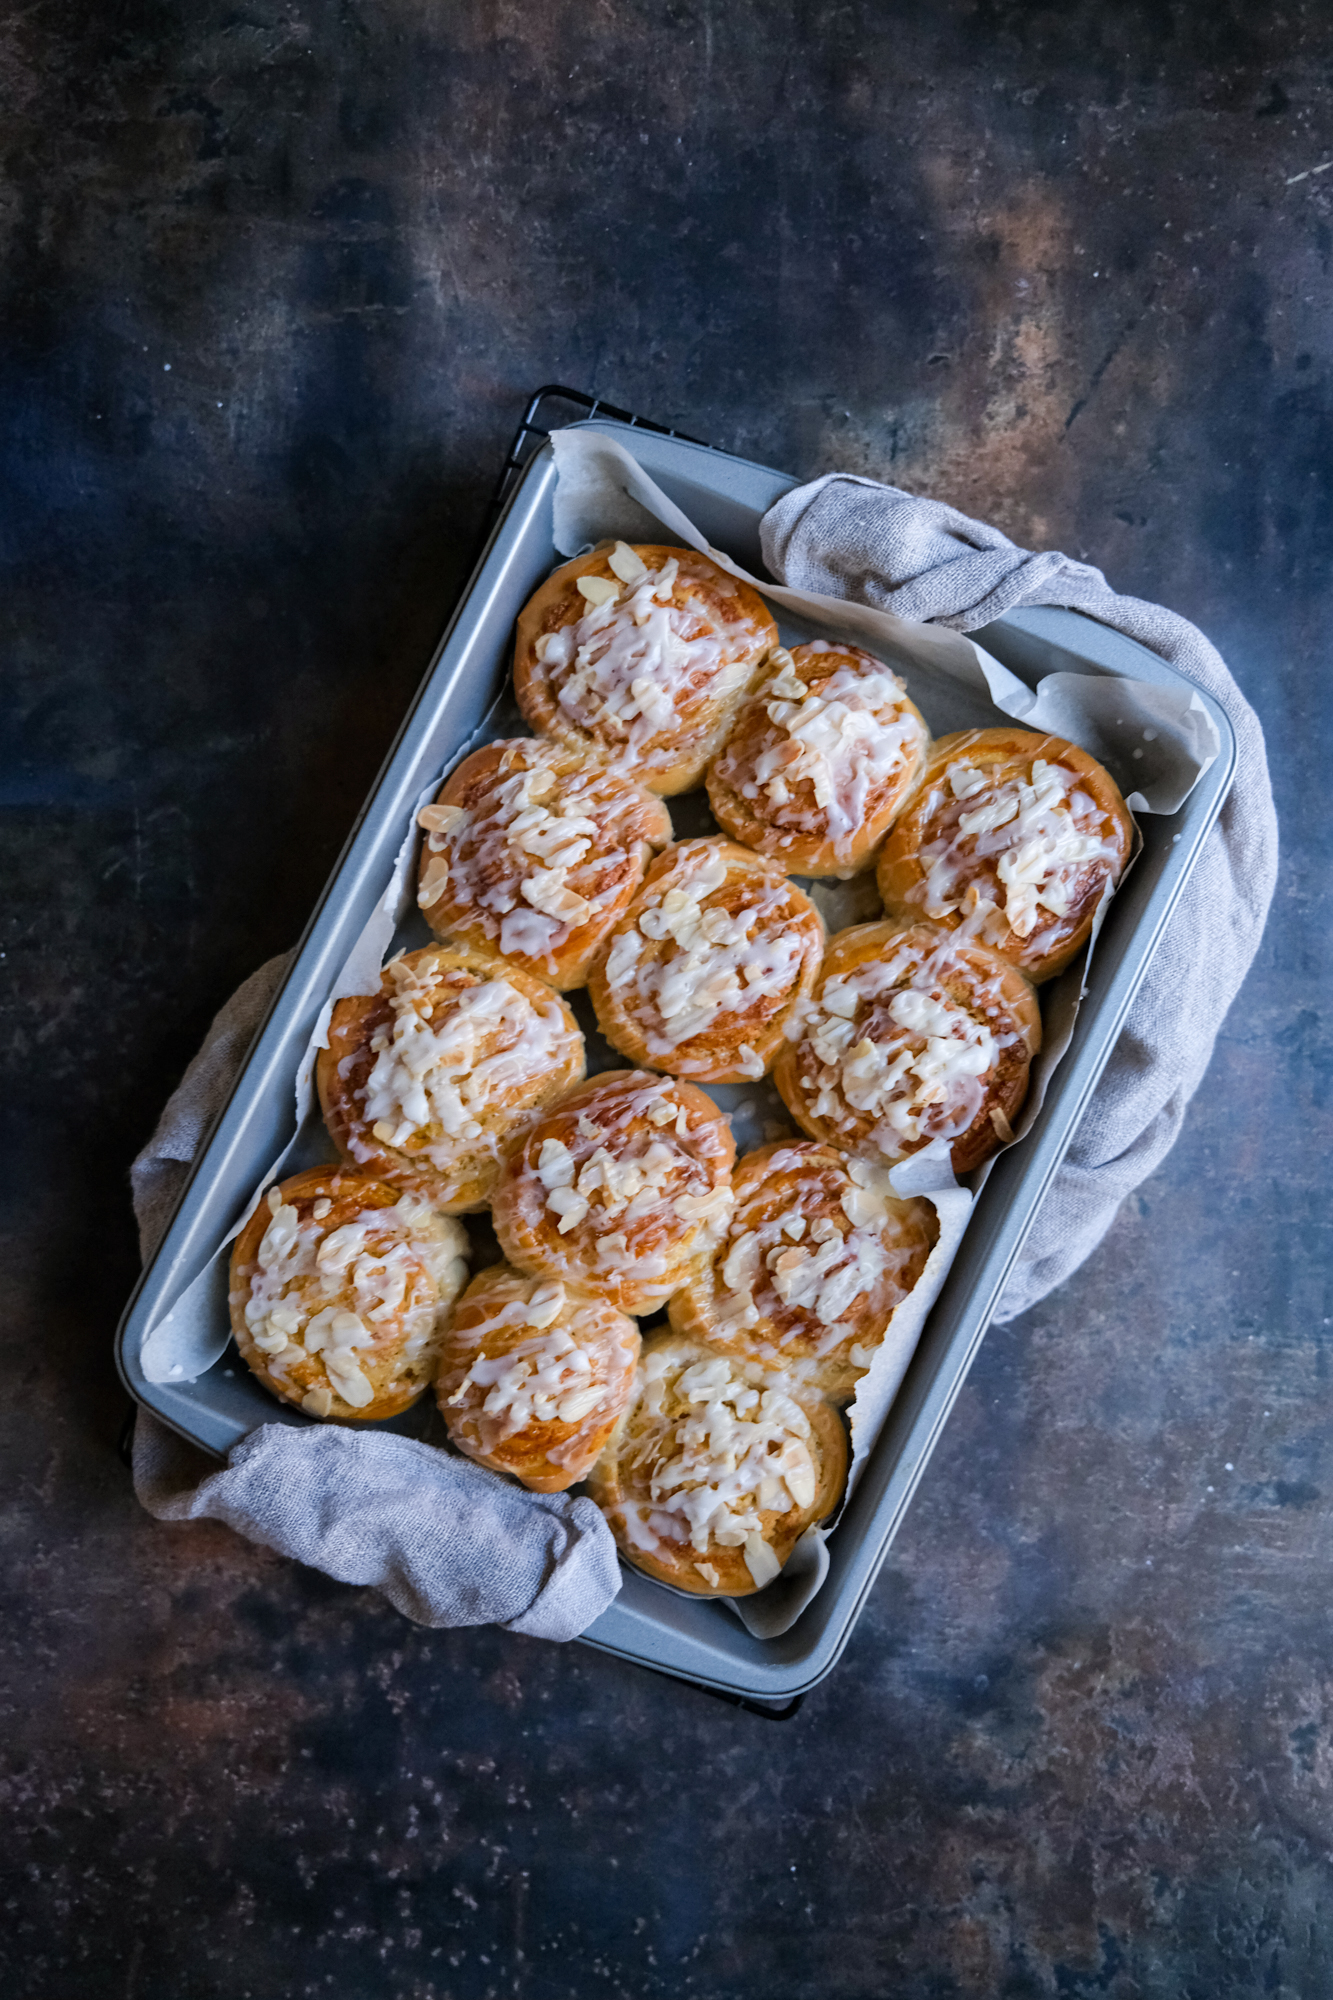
[534,545,759,775]
[417,738,663,971]
[619,1350,818,1581]
[713,1151,929,1361]
[718,643,926,858]
[445,1291,604,1436]
[242,1191,468,1411]
[603,844,812,1073]
[356,954,575,1171]
[787,933,1021,1162]
[915,751,1123,951]
[525,1076,733,1281]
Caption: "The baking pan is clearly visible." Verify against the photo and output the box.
[115,419,1236,1700]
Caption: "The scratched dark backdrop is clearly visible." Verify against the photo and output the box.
[4,2,1332,1995]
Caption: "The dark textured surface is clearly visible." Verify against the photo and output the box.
[3,3,1331,1995]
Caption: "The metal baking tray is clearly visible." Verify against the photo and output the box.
[116,417,1236,1701]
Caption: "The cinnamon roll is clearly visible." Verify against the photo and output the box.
[435,1263,640,1492]
[228,1166,470,1422]
[877,727,1134,984]
[587,838,825,1084]
[707,642,930,877]
[490,1070,735,1316]
[416,737,671,989]
[513,541,778,795]
[773,921,1041,1176]
[586,1332,848,1596]
[317,945,584,1214]
[668,1141,938,1401]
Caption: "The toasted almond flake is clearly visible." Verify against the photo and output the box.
[607,541,649,584]
[989,1105,1015,1142]
[576,574,619,606]
[417,802,465,834]
[743,1533,781,1588]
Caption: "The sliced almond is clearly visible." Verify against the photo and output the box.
[417,802,464,835]
[576,574,619,607]
[607,541,649,585]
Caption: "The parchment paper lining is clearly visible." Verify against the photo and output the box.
[139,426,1214,1643]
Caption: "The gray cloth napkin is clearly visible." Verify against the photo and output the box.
[761,474,1279,1317]
[129,959,622,1642]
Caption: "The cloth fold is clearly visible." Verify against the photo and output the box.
[761,473,1278,1316]
[127,468,1277,1632]
[130,958,622,1641]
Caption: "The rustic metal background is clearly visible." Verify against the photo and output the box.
[3,4,1329,1995]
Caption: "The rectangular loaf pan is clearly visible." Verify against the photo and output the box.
[116,420,1236,1700]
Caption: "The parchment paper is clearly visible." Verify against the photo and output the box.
[138,425,1216,1641]
[545,428,1212,1637]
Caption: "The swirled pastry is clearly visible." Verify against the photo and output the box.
[877,727,1134,984]
[514,541,778,795]
[587,838,825,1084]
[228,1167,470,1421]
[317,946,584,1213]
[586,1333,848,1596]
[707,642,930,877]
[416,737,671,989]
[774,921,1041,1175]
[491,1070,735,1316]
[435,1264,640,1492]
[668,1141,938,1401]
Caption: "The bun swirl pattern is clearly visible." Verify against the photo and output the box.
[491,1070,735,1316]
[877,727,1134,984]
[774,921,1041,1175]
[415,737,671,990]
[228,1167,470,1421]
[514,542,777,795]
[317,946,584,1214]
[588,837,825,1083]
[707,641,929,877]
[436,1264,640,1493]
[669,1141,939,1401]
[587,1332,848,1595]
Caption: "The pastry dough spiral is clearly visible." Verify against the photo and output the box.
[228,1167,470,1422]
[317,945,584,1213]
[514,542,777,795]
[415,737,671,989]
[669,1141,939,1401]
[587,837,825,1084]
[435,1264,640,1493]
[877,727,1133,984]
[774,921,1041,1175]
[707,641,930,877]
[491,1070,736,1316]
[586,1332,848,1596]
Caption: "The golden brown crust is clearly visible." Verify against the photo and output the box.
[435,1263,640,1493]
[316,945,585,1214]
[513,542,778,796]
[586,837,825,1084]
[668,1141,939,1401]
[490,1070,736,1316]
[228,1167,470,1422]
[773,921,1041,1176]
[877,727,1134,984]
[585,1332,848,1596]
[707,642,930,877]
[415,737,672,989]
